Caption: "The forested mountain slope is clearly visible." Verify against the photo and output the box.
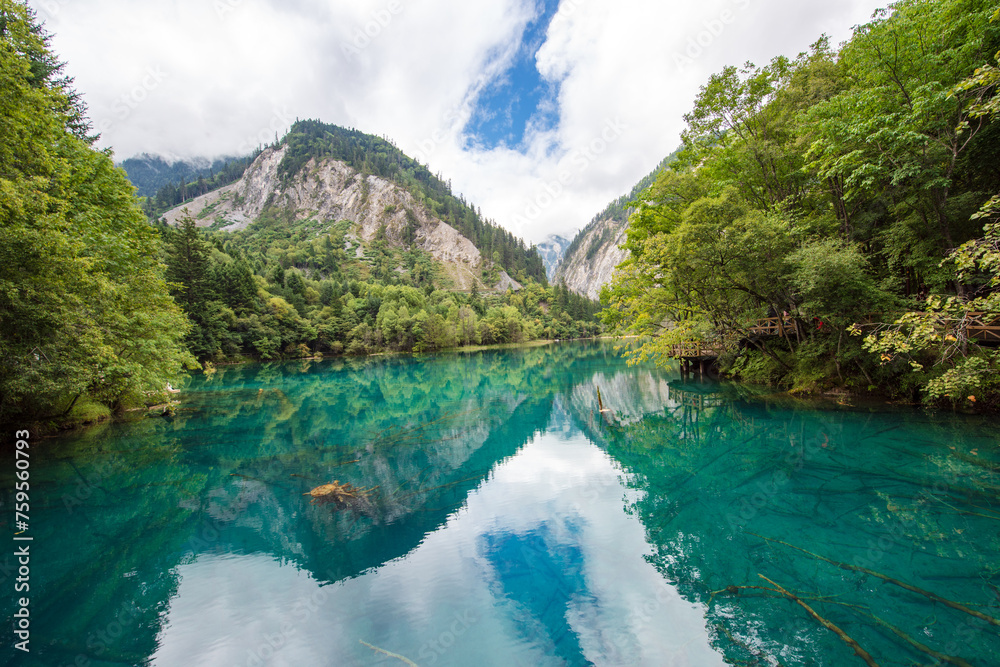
[150,121,603,364]
[160,144,490,291]
[157,120,547,289]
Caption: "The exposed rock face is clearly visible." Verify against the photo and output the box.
[161,146,286,230]
[554,217,628,300]
[537,234,571,281]
[161,146,485,290]
[553,149,677,300]
[495,270,523,292]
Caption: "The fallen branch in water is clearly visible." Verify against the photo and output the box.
[750,533,1000,629]
[392,474,486,503]
[305,481,376,508]
[851,607,973,667]
[359,640,418,666]
[925,494,1000,522]
[758,574,879,667]
[713,622,782,666]
[711,583,974,667]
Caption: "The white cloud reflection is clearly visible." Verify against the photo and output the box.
[152,427,723,666]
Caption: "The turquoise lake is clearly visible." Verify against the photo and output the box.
[2,340,998,666]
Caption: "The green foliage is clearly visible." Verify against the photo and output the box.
[0,0,193,422]
[64,395,112,425]
[156,211,602,362]
[863,202,1000,405]
[787,240,891,325]
[603,0,1000,404]
[803,0,998,254]
[923,355,998,403]
[860,6,1000,406]
[726,349,786,385]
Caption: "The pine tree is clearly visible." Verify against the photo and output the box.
[166,215,212,312]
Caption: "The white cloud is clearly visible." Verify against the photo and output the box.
[30,0,887,244]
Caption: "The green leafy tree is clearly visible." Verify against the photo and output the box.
[164,215,225,358]
[0,1,192,420]
[862,13,1000,405]
[602,0,1000,399]
[803,0,998,276]
[166,215,213,311]
[216,259,257,314]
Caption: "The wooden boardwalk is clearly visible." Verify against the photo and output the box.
[668,342,725,359]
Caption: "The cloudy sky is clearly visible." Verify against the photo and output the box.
[30,0,887,244]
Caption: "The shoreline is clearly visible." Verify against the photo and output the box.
[11,337,993,436]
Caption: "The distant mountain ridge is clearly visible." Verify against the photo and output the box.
[554,150,679,299]
[120,154,238,198]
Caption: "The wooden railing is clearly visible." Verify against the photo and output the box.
[968,312,1000,343]
[747,316,796,337]
[668,342,725,358]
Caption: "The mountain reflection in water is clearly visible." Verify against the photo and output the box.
[1,341,996,666]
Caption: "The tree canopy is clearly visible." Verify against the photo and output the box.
[155,209,602,363]
[603,0,1000,406]
[0,0,193,423]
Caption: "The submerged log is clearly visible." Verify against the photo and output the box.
[751,533,1000,629]
[758,574,880,667]
[305,480,374,509]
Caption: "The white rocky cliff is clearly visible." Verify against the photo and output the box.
[553,217,628,301]
[554,151,675,300]
[162,146,491,290]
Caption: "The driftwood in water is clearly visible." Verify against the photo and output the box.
[758,575,880,667]
[708,578,879,665]
[710,579,974,666]
[359,640,418,666]
[751,533,1000,629]
[851,607,974,667]
[305,480,375,510]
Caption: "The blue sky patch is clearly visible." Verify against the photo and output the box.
[464,0,563,151]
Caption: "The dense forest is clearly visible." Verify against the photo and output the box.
[603,0,1000,407]
[157,212,602,363]
[0,1,193,424]
[148,118,602,366]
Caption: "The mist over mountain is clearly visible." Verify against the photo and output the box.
[119,154,242,198]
